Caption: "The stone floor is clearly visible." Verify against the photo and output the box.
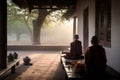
[2,51,65,80]
[1,51,120,80]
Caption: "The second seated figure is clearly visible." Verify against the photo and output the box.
[65,34,83,60]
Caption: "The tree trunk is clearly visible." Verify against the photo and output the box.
[33,20,41,44]
[16,33,20,41]
[32,9,49,45]
[23,16,33,41]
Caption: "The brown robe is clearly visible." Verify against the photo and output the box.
[70,40,82,59]
[84,45,107,78]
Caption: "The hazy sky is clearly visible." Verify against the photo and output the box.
[41,19,73,45]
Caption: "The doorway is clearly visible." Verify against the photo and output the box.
[83,7,89,50]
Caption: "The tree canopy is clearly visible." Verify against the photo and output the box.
[7,0,75,44]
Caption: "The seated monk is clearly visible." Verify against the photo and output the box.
[8,53,14,62]
[69,34,83,59]
[23,56,32,65]
[84,36,107,80]
[13,52,18,59]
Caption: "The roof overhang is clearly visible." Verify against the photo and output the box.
[12,0,76,11]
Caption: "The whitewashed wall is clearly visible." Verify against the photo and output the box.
[76,0,88,47]
[105,0,120,72]
[76,0,120,73]
[76,0,95,48]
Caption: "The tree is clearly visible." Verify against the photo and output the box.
[8,0,75,44]
[31,9,73,44]
[7,21,29,41]
[7,0,37,41]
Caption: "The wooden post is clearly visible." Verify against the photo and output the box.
[0,0,7,70]
[73,16,77,40]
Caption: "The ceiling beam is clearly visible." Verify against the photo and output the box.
[12,0,76,10]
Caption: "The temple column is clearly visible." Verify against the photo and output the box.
[73,16,77,39]
[0,0,7,70]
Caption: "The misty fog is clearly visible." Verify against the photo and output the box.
[41,20,73,46]
[7,1,73,46]
[8,19,73,46]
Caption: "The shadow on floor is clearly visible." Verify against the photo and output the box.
[46,62,65,80]
[1,53,66,80]
[1,63,31,80]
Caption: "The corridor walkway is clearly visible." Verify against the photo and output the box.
[3,51,65,80]
[1,51,120,80]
